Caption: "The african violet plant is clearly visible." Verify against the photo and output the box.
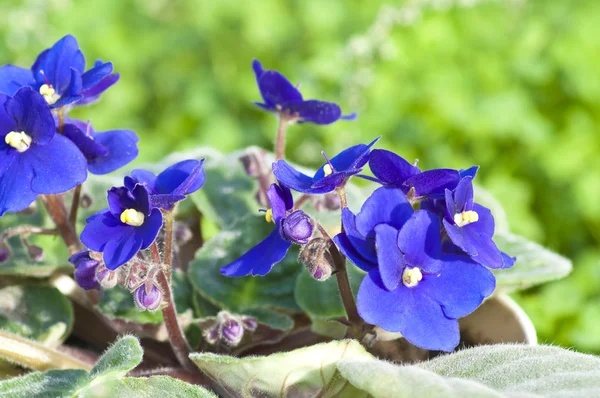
[0,35,594,398]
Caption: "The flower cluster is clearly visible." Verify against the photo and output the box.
[0,35,138,216]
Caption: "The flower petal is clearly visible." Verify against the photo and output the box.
[62,123,109,160]
[25,134,87,194]
[6,87,55,144]
[273,160,330,194]
[266,184,288,223]
[78,72,119,105]
[81,61,113,91]
[369,149,420,187]
[220,229,292,277]
[103,228,143,270]
[128,169,158,192]
[155,159,205,196]
[32,35,84,95]
[397,210,442,273]
[355,186,413,238]
[107,187,137,216]
[333,232,376,272]
[0,65,35,96]
[357,270,459,352]
[284,100,341,125]
[341,208,377,263]
[404,168,462,199]
[0,154,37,215]
[80,210,129,253]
[87,129,139,175]
[258,70,302,106]
[374,224,404,291]
[138,208,163,250]
[314,138,379,181]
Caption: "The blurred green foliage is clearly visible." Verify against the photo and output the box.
[1,0,600,352]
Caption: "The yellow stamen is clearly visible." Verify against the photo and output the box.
[39,84,59,105]
[323,164,333,176]
[265,208,274,223]
[120,209,145,227]
[453,210,479,227]
[402,267,423,288]
[5,131,32,153]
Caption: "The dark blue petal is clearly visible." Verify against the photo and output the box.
[443,220,478,256]
[397,210,442,273]
[102,228,143,270]
[357,270,460,352]
[266,184,288,223]
[107,187,137,216]
[283,100,341,125]
[62,123,109,160]
[425,255,495,319]
[81,61,113,91]
[279,210,312,244]
[0,65,35,96]
[374,224,404,291]
[355,186,413,238]
[0,94,17,138]
[369,149,420,187]
[314,138,379,181]
[24,134,87,194]
[472,203,495,236]
[453,177,474,213]
[80,210,128,253]
[341,208,377,263]
[220,229,292,277]
[258,70,302,106]
[340,113,357,121]
[6,87,55,144]
[149,193,186,209]
[129,169,158,192]
[88,129,139,175]
[155,159,205,196]
[501,251,516,268]
[50,68,83,108]
[138,209,163,250]
[0,153,37,215]
[78,73,119,105]
[273,160,330,194]
[333,232,376,272]
[32,35,84,95]
[131,184,151,216]
[460,166,479,180]
[253,102,276,112]
[461,223,506,269]
[252,59,265,82]
[310,170,357,191]
[403,168,461,199]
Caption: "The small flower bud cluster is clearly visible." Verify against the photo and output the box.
[203,311,258,347]
[299,237,334,281]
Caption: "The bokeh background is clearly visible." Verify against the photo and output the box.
[2,0,600,353]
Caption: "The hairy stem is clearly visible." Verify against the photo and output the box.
[164,210,174,274]
[41,195,81,255]
[155,270,196,371]
[1,225,58,241]
[275,115,289,160]
[68,184,82,226]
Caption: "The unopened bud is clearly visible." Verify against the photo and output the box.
[314,192,341,212]
[280,210,313,245]
[203,324,220,345]
[241,316,258,332]
[25,242,44,262]
[68,250,100,290]
[0,242,10,263]
[80,194,93,209]
[299,238,334,281]
[96,267,118,289]
[134,283,162,311]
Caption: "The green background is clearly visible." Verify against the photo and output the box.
[1,0,599,352]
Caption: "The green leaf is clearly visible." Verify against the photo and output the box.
[242,307,294,331]
[295,265,365,337]
[0,369,89,398]
[90,336,143,379]
[190,148,259,229]
[493,232,573,292]
[339,345,600,397]
[114,376,217,398]
[189,215,301,312]
[191,339,372,397]
[0,285,73,345]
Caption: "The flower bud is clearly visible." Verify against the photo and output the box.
[241,316,258,332]
[80,193,93,209]
[96,267,119,289]
[299,238,334,281]
[134,283,162,311]
[279,210,313,245]
[222,318,244,346]
[0,242,11,263]
[68,250,101,290]
[203,324,220,345]
[25,242,44,262]
[313,192,341,212]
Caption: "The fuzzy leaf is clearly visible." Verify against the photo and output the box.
[493,232,572,292]
[90,336,143,378]
[189,215,301,312]
[191,339,372,397]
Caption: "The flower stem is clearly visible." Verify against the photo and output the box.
[41,195,81,255]
[155,269,196,371]
[68,184,82,226]
[164,210,174,275]
[275,115,289,160]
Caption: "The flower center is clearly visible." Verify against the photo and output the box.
[5,131,32,153]
[323,164,333,176]
[402,267,422,288]
[453,210,479,227]
[265,208,274,223]
[120,209,145,226]
[39,84,60,105]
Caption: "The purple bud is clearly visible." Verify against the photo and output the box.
[203,325,220,344]
[134,283,162,311]
[241,316,258,332]
[299,238,334,281]
[96,268,118,289]
[68,250,100,290]
[279,210,313,244]
[221,317,244,346]
[0,242,11,263]
[80,194,93,209]
[26,243,44,262]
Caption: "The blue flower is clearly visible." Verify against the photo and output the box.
[80,184,163,270]
[0,35,118,109]
[369,149,478,199]
[273,138,379,194]
[442,176,515,269]
[334,187,496,351]
[63,119,138,175]
[68,250,100,290]
[220,183,313,277]
[0,87,87,215]
[252,59,356,124]
[124,159,206,210]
